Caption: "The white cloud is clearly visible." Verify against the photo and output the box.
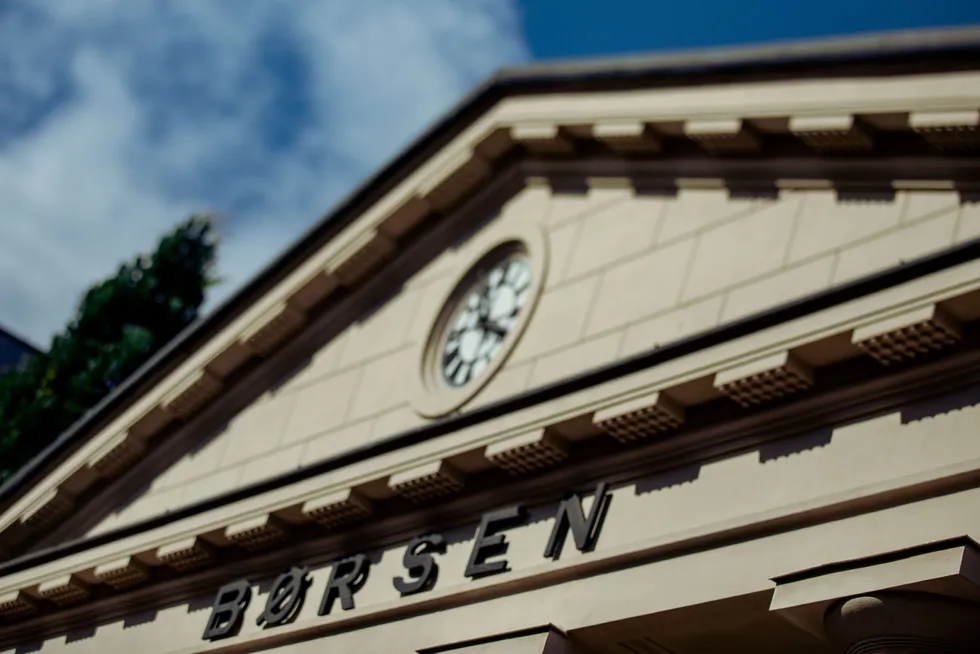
[0,0,530,346]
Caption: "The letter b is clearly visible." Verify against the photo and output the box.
[203,580,252,641]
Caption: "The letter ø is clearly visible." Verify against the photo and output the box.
[256,567,310,628]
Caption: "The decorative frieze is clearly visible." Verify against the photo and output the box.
[715,352,814,408]
[591,120,663,154]
[378,195,432,240]
[301,489,374,530]
[473,126,517,162]
[0,590,37,618]
[511,124,576,155]
[328,229,396,287]
[388,461,465,503]
[86,431,146,479]
[127,405,177,442]
[789,114,874,152]
[19,488,73,531]
[240,303,306,356]
[58,458,101,497]
[852,304,962,365]
[156,536,217,572]
[225,514,288,552]
[910,110,980,150]
[93,556,150,590]
[484,429,569,475]
[36,575,90,607]
[161,369,224,420]
[684,119,760,153]
[593,391,685,443]
[287,269,341,315]
[418,150,492,211]
[204,341,256,380]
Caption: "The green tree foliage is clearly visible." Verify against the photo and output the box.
[0,215,219,483]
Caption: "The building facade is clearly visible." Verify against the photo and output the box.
[1,26,980,654]
[0,326,37,373]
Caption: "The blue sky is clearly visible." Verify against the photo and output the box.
[0,1,976,345]
[523,1,980,59]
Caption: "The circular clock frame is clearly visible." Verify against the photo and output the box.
[412,223,549,419]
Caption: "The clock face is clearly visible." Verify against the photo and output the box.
[440,253,532,388]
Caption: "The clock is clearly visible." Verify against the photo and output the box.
[412,224,548,418]
[440,253,532,388]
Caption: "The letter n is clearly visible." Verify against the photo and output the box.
[543,482,611,560]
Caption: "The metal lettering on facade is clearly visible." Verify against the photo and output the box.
[203,482,611,641]
[255,566,309,628]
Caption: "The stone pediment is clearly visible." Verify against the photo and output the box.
[0,37,980,642]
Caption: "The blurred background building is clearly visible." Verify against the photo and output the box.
[0,324,37,373]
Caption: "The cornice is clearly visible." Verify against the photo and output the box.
[4,345,980,649]
[2,240,980,642]
[1,69,979,563]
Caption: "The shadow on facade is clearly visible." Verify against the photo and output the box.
[122,609,158,629]
[188,593,219,614]
[634,465,700,495]
[758,428,833,463]
[64,626,96,643]
[900,383,980,424]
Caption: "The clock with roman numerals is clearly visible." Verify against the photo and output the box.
[440,252,532,388]
[413,225,548,419]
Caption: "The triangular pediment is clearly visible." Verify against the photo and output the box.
[2,56,980,561]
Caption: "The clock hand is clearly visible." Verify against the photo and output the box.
[475,330,496,357]
[475,294,490,322]
[481,320,507,337]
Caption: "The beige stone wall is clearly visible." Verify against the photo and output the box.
[86,183,978,537]
[18,387,980,653]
